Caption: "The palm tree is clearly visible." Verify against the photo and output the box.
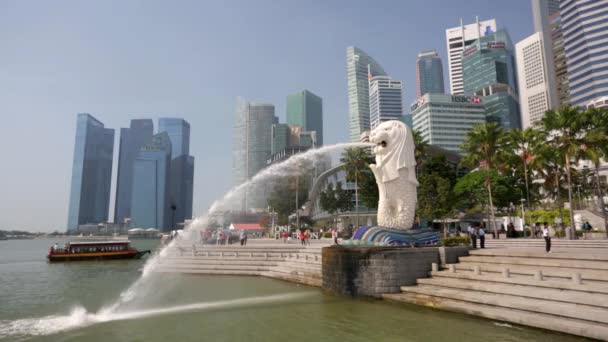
[541,106,586,238]
[341,147,373,229]
[412,129,429,168]
[580,107,608,234]
[461,122,505,238]
[535,145,567,229]
[504,128,546,209]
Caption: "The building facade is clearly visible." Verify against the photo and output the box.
[445,18,497,95]
[551,13,571,106]
[369,75,404,129]
[416,50,445,97]
[286,89,323,146]
[531,0,560,111]
[67,113,115,232]
[346,46,387,141]
[463,29,522,130]
[233,98,278,192]
[516,32,554,128]
[411,93,486,154]
[130,132,172,230]
[114,119,154,224]
[158,118,195,225]
[560,0,608,108]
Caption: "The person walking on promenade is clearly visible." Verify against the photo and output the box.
[543,222,552,253]
[468,225,477,249]
[331,228,339,245]
[299,231,306,246]
[304,229,311,245]
[281,230,288,243]
[583,221,592,231]
[478,226,486,249]
[240,230,246,246]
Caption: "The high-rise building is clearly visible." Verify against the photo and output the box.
[233,98,278,186]
[560,0,608,108]
[271,123,290,156]
[346,46,387,141]
[463,29,522,130]
[416,50,445,96]
[131,132,172,230]
[158,118,195,225]
[551,14,571,107]
[412,94,486,154]
[286,90,323,146]
[66,113,115,232]
[530,0,560,112]
[516,32,554,128]
[369,75,404,129]
[114,119,153,224]
[445,18,497,95]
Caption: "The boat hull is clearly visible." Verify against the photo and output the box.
[48,250,150,262]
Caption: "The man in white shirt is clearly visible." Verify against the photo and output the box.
[543,222,552,253]
[468,225,477,249]
[478,227,485,249]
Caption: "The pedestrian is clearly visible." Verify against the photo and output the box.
[468,225,477,249]
[240,230,246,246]
[331,228,338,245]
[305,229,311,245]
[543,221,552,253]
[281,230,288,243]
[299,231,306,246]
[478,226,486,249]
[583,221,592,231]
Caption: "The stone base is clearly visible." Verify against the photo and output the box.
[346,226,440,246]
[321,246,439,297]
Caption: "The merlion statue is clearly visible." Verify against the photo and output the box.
[348,120,438,246]
[368,120,417,230]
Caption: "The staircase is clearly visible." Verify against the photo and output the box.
[154,243,323,287]
[383,248,608,340]
[484,238,608,249]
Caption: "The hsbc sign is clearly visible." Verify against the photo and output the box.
[451,95,483,104]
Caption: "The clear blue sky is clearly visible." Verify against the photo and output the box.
[0,0,532,232]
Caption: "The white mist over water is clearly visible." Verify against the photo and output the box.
[0,143,371,338]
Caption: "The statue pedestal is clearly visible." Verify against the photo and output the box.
[321,246,439,297]
[347,226,440,246]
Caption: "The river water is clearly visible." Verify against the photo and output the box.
[0,239,588,342]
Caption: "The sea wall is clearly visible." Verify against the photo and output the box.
[321,246,439,297]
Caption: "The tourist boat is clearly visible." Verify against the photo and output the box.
[47,240,151,262]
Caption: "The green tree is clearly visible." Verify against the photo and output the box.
[358,170,379,209]
[580,107,608,233]
[541,106,586,236]
[267,176,309,225]
[413,129,429,172]
[460,122,505,238]
[453,170,516,212]
[503,128,546,208]
[319,182,354,228]
[418,173,453,235]
[341,147,374,228]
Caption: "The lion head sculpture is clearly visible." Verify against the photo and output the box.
[369,120,417,184]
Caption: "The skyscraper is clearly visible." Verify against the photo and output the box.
[560,0,608,108]
[516,32,554,128]
[445,18,497,95]
[271,123,290,156]
[158,118,194,225]
[346,46,387,141]
[416,50,445,96]
[369,75,404,129]
[551,13,571,107]
[66,113,114,232]
[233,98,278,186]
[131,132,172,230]
[463,29,522,130]
[114,119,153,224]
[286,90,323,146]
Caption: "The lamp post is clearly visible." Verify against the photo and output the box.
[171,204,177,233]
[521,197,527,238]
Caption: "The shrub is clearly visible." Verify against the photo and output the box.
[441,236,471,247]
[322,232,332,238]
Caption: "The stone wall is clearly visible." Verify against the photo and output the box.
[321,246,438,297]
[438,246,471,267]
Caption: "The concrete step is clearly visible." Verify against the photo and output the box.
[468,249,608,262]
[430,270,608,295]
[155,264,273,272]
[460,255,608,270]
[382,292,608,341]
[454,262,608,282]
[415,277,608,308]
[400,284,608,325]
[160,256,284,263]
[262,271,322,287]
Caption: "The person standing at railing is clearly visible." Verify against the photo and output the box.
[543,222,552,253]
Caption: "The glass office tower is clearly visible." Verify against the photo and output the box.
[114,119,154,224]
[462,29,522,130]
[66,113,115,232]
[416,50,445,97]
[286,89,323,146]
[130,132,172,230]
